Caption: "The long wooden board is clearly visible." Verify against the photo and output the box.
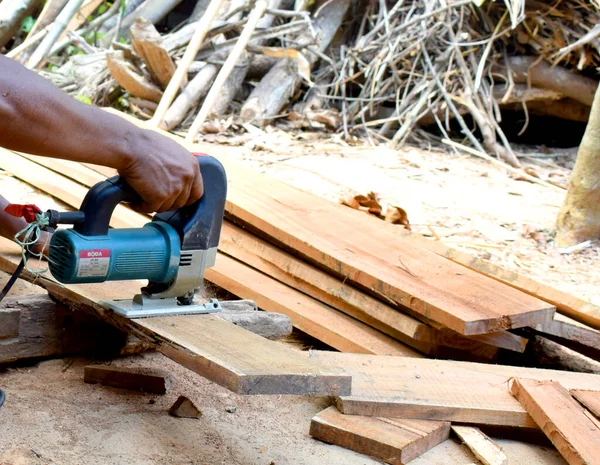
[308,351,600,427]
[1,150,419,357]
[0,238,350,395]
[102,109,557,336]
[509,379,600,465]
[21,153,511,358]
[534,313,600,352]
[309,406,450,465]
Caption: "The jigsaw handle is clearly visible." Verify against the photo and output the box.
[74,155,227,250]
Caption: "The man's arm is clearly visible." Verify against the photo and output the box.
[0,56,203,213]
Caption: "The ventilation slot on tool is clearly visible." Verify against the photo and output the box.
[48,235,73,281]
[180,252,193,267]
[115,251,164,274]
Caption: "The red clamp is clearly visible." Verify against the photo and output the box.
[4,204,42,223]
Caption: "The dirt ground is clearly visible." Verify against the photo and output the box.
[0,134,597,464]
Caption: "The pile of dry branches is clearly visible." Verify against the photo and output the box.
[2,0,599,166]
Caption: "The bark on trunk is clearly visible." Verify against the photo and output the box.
[240,0,350,125]
[555,84,600,246]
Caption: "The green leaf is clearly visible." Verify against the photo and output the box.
[20,16,35,33]
[76,94,93,105]
[98,4,107,14]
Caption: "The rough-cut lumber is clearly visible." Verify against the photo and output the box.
[169,396,201,418]
[310,406,450,465]
[222,162,554,336]
[130,18,177,89]
[452,426,508,465]
[0,294,143,363]
[529,336,600,374]
[534,313,600,352]
[106,50,163,103]
[241,0,350,125]
[219,222,525,354]
[12,152,419,357]
[509,378,600,465]
[212,254,421,357]
[150,0,226,128]
[0,0,41,48]
[84,365,170,394]
[102,109,558,336]
[0,241,351,395]
[309,351,600,427]
[571,390,600,419]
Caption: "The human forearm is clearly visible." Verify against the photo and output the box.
[0,56,153,169]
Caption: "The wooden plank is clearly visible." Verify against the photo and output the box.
[84,365,170,394]
[109,109,598,331]
[211,254,421,357]
[219,222,525,353]
[3,151,420,357]
[0,240,350,395]
[310,406,450,465]
[0,308,19,339]
[534,313,600,352]
[309,351,600,427]
[509,379,600,465]
[22,153,524,355]
[529,336,600,374]
[452,426,508,465]
[571,390,600,419]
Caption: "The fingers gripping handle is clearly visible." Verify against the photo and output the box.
[74,155,227,251]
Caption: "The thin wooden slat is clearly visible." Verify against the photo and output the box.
[309,351,600,427]
[0,239,350,396]
[452,426,508,465]
[534,313,600,352]
[509,379,600,465]
[310,406,450,465]
[1,151,419,357]
[571,389,600,419]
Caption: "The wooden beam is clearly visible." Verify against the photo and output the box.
[310,406,450,465]
[533,313,600,352]
[509,378,600,465]
[309,351,600,427]
[452,426,508,465]
[3,151,420,357]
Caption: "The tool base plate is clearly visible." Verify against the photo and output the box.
[99,298,222,319]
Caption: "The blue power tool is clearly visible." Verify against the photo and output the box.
[45,155,227,318]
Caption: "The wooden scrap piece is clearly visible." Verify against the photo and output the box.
[130,18,178,89]
[529,336,600,374]
[84,365,170,394]
[310,351,600,428]
[452,426,508,465]
[509,378,600,465]
[169,396,201,419]
[310,406,450,465]
[571,390,600,419]
[106,50,163,103]
[0,294,144,363]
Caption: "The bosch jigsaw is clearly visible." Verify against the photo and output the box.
[43,154,227,318]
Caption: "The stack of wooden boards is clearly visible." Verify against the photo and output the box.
[2,109,600,463]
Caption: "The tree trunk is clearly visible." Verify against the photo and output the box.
[555,85,600,246]
[0,0,42,48]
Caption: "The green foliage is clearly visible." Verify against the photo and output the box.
[65,45,84,56]
[76,95,93,105]
[20,16,35,33]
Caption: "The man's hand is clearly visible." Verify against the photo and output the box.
[117,130,204,213]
